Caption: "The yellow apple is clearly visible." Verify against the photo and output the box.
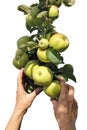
[49,33,69,52]
[39,38,49,50]
[24,60,39,79]
[43,80,61,98]
[32,66,53,86]
[48,5,59,18]
[37,48,50,63]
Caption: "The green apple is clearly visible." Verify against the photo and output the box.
[49,0,62,7]
[32,66,53,86]
[24,60,39,79]
[55,0,63,7]
[39,38,49,50]
[17,36,30,48]
[13,52,29,69]
[49,33,69,52]
[37,48,50,63]
[48,5,59,18]
[37,11,48,18]
[49,0,56,4]
[43,80,61,98]
[25,13,34,26]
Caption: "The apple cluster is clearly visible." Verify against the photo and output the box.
[13,0,76,98]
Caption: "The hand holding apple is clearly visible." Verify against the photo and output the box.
[43,80,61,98]
[32,66,53,86]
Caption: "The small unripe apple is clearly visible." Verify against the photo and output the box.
[43,80,61,98]
[39,38,49,50]
[32,66,53,86]
[49,0,56,4]
[48,5,59,18]
[49,0,62,7]
[25,13,34,26]
[49,33,69,52]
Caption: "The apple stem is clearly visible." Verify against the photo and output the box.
[46,0,48,7]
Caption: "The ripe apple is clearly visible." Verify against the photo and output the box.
[32,66,53,86]
[39,38,49,50]
[24,60,39,79]
[49,33,69,52]
[43,80,61,98]
[37,48,50,62]
[48,5,59,18]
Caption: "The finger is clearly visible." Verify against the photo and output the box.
[71,99,78,120]
[30,87,43,99]
[17,68,24,84]
[59,80,69,100]
[68,85,74,101]
[50,98,58,110]
[17,68,25,91]
[50,98,58,104]
[72,99,78,113]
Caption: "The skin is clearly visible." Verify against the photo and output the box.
[5,69,78,130]
[5,68,42,130]
[51,78,78,130]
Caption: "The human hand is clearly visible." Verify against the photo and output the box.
[51,79,78,130]
[14,68,42,115]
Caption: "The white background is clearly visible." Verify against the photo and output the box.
[0,0,87,130]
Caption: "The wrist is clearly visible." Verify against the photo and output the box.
[59,126,76,130]
[56,120,76,130]
[59,124,76,130]
[13,107,26,119]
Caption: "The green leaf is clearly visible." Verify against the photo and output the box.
[44,62,59,74]
[30,5,40,18]
[26,41,39,51]
[59,64,76,82]
[46,47,64,64]
[17,5,30,14]
[63,0,75,7]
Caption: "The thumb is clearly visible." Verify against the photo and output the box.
[30,87,43,99]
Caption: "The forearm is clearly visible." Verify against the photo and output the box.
[5,108,25,130]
